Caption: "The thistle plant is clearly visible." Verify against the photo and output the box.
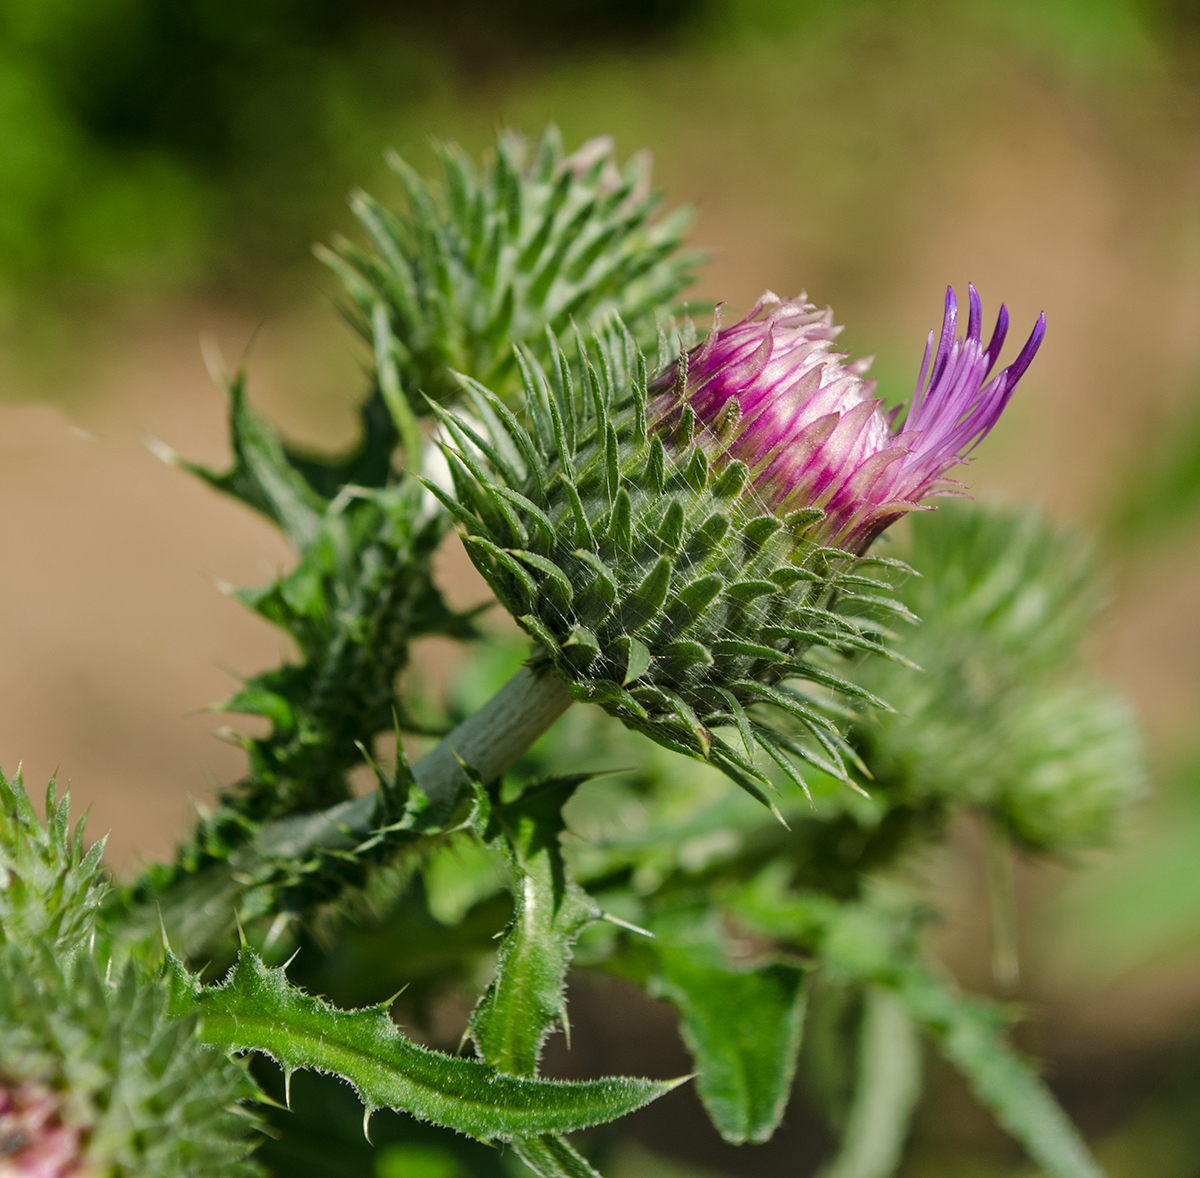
[2,128,1147,1178]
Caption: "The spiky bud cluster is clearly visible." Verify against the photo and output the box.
[322,126,700,406]
[433,286,1043,805]
[0,771,262,1177]
[850,503,1146,852]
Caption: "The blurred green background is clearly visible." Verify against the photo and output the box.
[4,0,1200,1174]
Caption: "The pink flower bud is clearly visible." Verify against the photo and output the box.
[0,1082,85,1177]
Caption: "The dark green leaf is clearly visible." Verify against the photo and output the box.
[468,777,601,1077]
[511,1135,602,1178]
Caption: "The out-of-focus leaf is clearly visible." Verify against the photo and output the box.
[815,985,921,1178]
[648,908,809,1145]
[897,966,1103,1178]
[1109,392,1200,544]
[175,947,684,1142]
[731,880,1103,1178]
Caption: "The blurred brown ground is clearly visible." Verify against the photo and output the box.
[3,10,1200,1171]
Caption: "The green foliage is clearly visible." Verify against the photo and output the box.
[530,497,1133,1169]
[0,2,703,292]
[172,945,682,1143]
[321,127,700,406]
[158,361,475,859]
[13,111,1150,1177]
[0,0,1174,301]
[646,908,809,1145]
[458,768,636,1177]
[128,124,701,929]
[437,322,908,813]
[111,490,1136,1174]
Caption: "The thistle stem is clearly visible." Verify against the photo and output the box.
[129,664,574,958]
[253,664,574,860]
[984,821,1020,991]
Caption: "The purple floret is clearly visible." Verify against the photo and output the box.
[649,286,1044,552]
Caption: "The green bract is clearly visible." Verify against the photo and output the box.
[429,323,911,811]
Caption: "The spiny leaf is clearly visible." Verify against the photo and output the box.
[511,1134,603,1178]
[184,948,682,1142]
[181,369,325,549]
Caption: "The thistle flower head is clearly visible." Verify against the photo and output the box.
[652,286,1045,551]
[440,284,1043,812]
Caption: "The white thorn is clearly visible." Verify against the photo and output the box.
[600,912,653,938]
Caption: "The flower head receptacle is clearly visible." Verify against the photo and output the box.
[434,286,1043,810]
